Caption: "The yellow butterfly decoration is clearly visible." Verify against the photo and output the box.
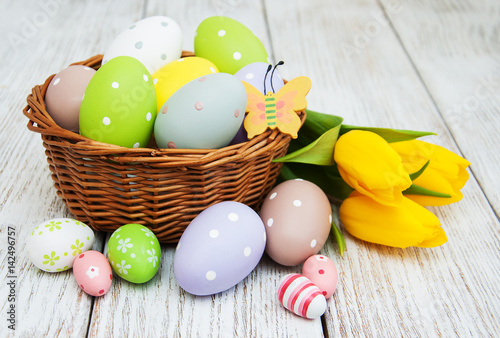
[242,75,311,139]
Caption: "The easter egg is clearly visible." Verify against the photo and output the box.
[234,62,284,95]
[174,201,266,296]
[152,57,218,112]
[228,122,249,145]
[154,73,246,149]
[277,273,327,319]
[302,255,338,299]
[260,179,332,266]
[73,250,113,297]
[79,56,157,148]
[194,16,269,74]
[102,16,182,74]
[45,65,96,132]
[107,224,161,284]
[27,218,95,272]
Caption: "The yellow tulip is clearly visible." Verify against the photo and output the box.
[334,130,412,206]
[339,192,447,248]
[390,140,471,206]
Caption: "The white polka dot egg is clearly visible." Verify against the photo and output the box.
[79,56,156,148]
[102,16,182,75]
[174,201,266,296]
[260,179,332,266]
[194,16,269,74]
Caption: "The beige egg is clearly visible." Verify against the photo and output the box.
[45,65,96,132]
[260,179,332,266]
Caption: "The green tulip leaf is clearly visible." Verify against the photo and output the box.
[331,221,346,256]
[286,109,343,154]
[304,109,344,134]
[409,160,430,181]
[273,124,340,165]
[339,125,436,143]
[404,184,452,198]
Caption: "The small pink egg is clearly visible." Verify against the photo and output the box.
[277,273,326,319]
[302,255,338,299]
[73,250,112,297]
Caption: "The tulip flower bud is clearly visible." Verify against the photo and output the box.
[390,140,471,206]
[334,130,412,206]
[339,192,447,248]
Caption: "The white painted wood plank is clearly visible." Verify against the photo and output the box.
[145,0,275,59]
[0,1,145,336]
[263,0,500,336]
[379,0,500,216]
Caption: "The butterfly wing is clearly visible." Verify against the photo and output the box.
[242,81,271,139]
[273,76,312,138]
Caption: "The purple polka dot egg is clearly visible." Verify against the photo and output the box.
[174,201,266,296]
[154,73,246,149]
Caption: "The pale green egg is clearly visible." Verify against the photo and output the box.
[194,16,269,74]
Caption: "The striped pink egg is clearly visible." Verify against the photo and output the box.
[277,273,327,319]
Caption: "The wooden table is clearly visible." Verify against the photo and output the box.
[1,0,499,336]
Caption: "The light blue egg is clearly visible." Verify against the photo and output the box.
[154,73,247,149]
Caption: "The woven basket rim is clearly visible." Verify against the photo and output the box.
[23,52,306,167]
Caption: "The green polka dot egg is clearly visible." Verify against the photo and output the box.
[107,224,161,284]
[194,16,269,74]
[79,56,157,148]
[27,218,95,272]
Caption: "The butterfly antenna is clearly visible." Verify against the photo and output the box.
[263,64,272,94]
[270,61,285,93]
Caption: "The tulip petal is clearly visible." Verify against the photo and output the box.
[391,140,470,206]
[339,192,447,248]
[407,169,466,206]
[334,131,412,206]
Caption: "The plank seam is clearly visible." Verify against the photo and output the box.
[376,0,499,222]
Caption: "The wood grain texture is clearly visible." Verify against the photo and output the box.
[379,0,500,217]
[0,0,499,337]
[0,1,143,337]
[263,0,500,336]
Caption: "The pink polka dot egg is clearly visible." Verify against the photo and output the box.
[154,72,246,149]
[302,255,338,299]
[73,250,113,297]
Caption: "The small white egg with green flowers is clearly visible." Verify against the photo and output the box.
[27,218,95,272]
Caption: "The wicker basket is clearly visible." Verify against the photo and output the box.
[23,52,305,244]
